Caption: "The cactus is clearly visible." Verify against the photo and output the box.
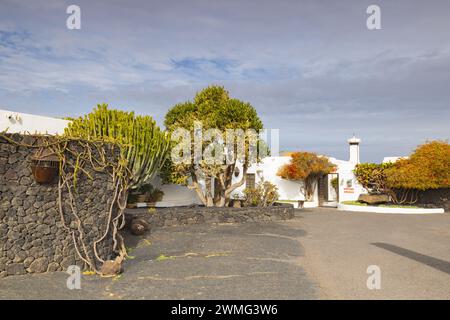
[64,104,170,189]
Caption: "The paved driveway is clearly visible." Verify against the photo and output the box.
[294,208,450,299]
[0,208,449,299]
[0,220,318,299]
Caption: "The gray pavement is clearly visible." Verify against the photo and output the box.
[0,219,318,299]
[292,208,450,299]
[0,208,449,299]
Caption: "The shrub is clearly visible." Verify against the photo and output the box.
[384,140,450,204]
[354,141,450,204]
[386,140,450,190]
[128,184,164,204]
[353,162,394,194]
[330,177,339,193]
[244,181,279,207]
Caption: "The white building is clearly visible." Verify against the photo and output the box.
[0,108,365,208]
[226,135,365,208]
[153,135,365,208]
[382,156,408,163]
[0,109,69,135]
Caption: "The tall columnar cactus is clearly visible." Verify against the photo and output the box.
[65,104,171,189]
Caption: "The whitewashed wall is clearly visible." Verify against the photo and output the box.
[328,157,366,202]
[0,109,70,135]
[231,157,319,208]
[150,176,203,207]
[230,156,363,207]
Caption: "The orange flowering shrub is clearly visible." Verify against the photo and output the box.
[277,152,335,200]
[386,140,450,190]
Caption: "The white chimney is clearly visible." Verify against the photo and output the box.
[348,135,361,164]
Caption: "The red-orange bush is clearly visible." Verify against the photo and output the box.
[386,140,450,190]
[277,152,335,200]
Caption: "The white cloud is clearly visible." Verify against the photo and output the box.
[0,0,449,161]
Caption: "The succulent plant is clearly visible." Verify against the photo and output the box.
[65,104,170,189]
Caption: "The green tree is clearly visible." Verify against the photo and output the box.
[277,152,336,201]
[65,104,171,189]
[163,86,264,207]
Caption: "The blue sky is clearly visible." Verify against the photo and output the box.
[1,0,449,161]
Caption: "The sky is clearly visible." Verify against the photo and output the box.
[0,0,449,162]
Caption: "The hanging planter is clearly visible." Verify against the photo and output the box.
[30,148,60,184]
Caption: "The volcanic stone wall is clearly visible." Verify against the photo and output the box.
[416,188,450,212]
[0,134,119,277]
[125,203,295,230]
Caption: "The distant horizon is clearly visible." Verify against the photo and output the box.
[1,0,449,162]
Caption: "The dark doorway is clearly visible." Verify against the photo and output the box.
[318,173,339,206]
[318,175,328,206]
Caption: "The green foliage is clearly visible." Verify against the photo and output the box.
[244,181,279,207]
[159,157,189,185]
[379,204,419,208]
[353,162,394,194]
[277,152,336,200]
[386,140,450,190]
[127,184,164,203]
[165,86,262,134]
[165,86,261,130]
[341,200,368,206]
[65,104,171,189]
[163,85,264,207]
[330,177,339,193]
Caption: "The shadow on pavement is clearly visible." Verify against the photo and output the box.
[371,242,450,275]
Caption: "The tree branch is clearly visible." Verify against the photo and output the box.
[224,163,248,198]
[188,167,207,205]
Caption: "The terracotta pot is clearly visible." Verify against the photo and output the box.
[30,148,60,184]
[31,164,58,184]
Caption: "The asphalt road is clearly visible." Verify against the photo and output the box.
[0,219,318,299]
[293,208,450,299]
[0,208,449,299]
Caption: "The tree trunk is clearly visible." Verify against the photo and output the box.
[188,168,207,206]
[213,178,221,205]
[189,181,207,206]
[302,176,315,201]
[205,177,214,207]
[188,163,248,207]
[214,173,227,207]
[224,163,248,203]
